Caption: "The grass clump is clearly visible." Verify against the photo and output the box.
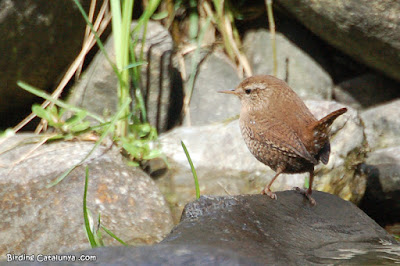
[12,0,163,186]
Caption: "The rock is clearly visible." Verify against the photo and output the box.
[156,101,366,221]
[68,21,182,133]
[360,99,400,151]
[359,146,400,226]
[164,193,399,264]
[243,29,333,100]
[275,0,400,82]
[27,192,400,265]
[182,50,241,126]
[0,134,173,256]
[68,36,118,118]
[386,224,400,239]
[333,73,400,109]
[366,146,400,172]
[34,245,255,265]
[0,0,95,129]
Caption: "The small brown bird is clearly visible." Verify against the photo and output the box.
[219,75,347,204]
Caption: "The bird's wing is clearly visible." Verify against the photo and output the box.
[245,117,317,164]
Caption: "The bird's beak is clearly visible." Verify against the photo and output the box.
[218,89,237,95]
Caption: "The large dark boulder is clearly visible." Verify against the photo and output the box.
[0,0,95,129]
[28,192,399,265]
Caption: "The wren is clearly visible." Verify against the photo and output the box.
[219,75,347,205]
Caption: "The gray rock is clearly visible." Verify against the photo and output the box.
[359,146,400,226]
[243,29,333,100]
[275,0,400,82]
[68,36,118,119]
[68,21,182,133]
[156,101,366,221]
[367,146,400,172]
[333,73,400,109]
[165,193,399,264]
[182,50,241,126]
[360,99,400,151]
[28,192,400,265]
[31,245,256,265]
[0,134,173,256]
[0,0,94,129]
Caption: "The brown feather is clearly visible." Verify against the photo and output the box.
[310,107,347,164]
[241,115,318,165]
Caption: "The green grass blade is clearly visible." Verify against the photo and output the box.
[185,17,211,110]
[95,214,105,247]
[17,81,105,123]
[83,167,97,248]
[188,0,199,40]
[132,0,161,32]
[46,98,131,187]
[181,141,200,199]
[110,0,135,137]
[47,166,76,188]
[123,61,146,71]
[121,0,134,62]
[129,37,147,123]
[101,225,128,246]
[110,0,122,63]
[266,0,277,76]
[304,175,310,189]
[129,0,161,124]
[73,0,122,83]
[133,0,161,72]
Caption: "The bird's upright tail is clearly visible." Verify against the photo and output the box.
[311,107,347,164]
[315,108,347,134]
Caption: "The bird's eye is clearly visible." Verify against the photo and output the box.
[245,89,251,95]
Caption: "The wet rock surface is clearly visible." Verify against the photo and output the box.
[164,192,399,264]
[30,192,400,265]
[0,134,173,256]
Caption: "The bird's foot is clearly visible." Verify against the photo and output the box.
[293,187,316,206]
[261,188,277,200]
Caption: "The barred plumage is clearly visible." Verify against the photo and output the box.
[219,75,347,205]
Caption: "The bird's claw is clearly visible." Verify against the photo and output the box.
[262,189,277,200]
[293,187,316,205]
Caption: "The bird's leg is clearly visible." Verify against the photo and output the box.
[294,170,316,205]
[262,167,284,200]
